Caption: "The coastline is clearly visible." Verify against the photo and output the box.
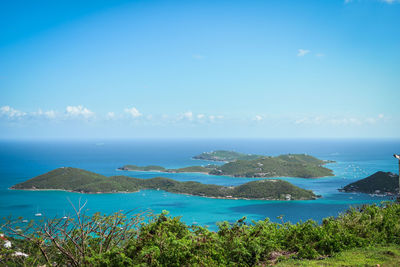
[118,168,333,179]
[116,169,210,175]
[9,187,317,201]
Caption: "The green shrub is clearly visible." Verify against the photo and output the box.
[2,202,400,266]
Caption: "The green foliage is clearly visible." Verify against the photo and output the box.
[119,165,167,171]
[12,167,317,200]
[172,165,211,173]
[210,154,334,178]
[3,202,400,266]
[341,171,399,194]
[120,152,334,178]
[193,150,263,162]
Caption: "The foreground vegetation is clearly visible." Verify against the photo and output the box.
[11,167,317,200]
[2,202,400,266]
[341,171,399,194]
[121,153,335,178]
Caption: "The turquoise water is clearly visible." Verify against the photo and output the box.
[0,139,399,230]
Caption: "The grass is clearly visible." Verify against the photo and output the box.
[275,245,400,266]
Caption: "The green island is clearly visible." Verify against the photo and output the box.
[118,164,215,174]
[3,202,400,266]
[120,153,335,178]
[11,167,318,200]
[340,171,399,195]
[193,150,263,162]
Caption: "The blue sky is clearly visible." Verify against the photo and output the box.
[1,0,399,139]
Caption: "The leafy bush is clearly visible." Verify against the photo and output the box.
[2,202,400,266]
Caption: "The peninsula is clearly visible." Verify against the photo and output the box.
[120,152,334,178]
[340,171,399,195]
[11,167,318,200]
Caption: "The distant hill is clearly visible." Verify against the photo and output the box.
[340,171,399,194]
[121,153,334,178]
[11,167,318,200]
[118,165,212,173]
[193,150,262,162]
[118,165,167,172]
[209,154,334,178]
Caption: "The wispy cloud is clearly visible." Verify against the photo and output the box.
[297,49,310,57]
[0,106,26,119]
[124,107,142,118]
[106,112,115,120]
[295,114,386,126]
[66,105,94,118]
[254,115,263,121]
[33,109,57,119]
[180,111,194,121]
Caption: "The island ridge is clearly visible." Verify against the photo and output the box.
[11,167,319,200]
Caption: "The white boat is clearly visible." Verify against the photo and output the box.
[35,207,42,217]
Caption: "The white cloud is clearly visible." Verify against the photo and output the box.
[208,115,223,122]
[0,106,26,118]
[66,105,94,118]
[295,114,387,126]
[254,115,263,121]
[124,107,142,118]
[33,109,57,119]
[197,114,205,119]
[297,49,310,57]
[106,112,115,120]
[365,114,385,124]
[181,111,193,121]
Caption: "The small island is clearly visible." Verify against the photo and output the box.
[118,164,215,174]
[193,150,262,162]
[120,152,334,178]
[11,167,319,200]
[340,171,399,195]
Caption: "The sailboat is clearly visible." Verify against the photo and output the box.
[34,207,42,217]
[62,210,68,219]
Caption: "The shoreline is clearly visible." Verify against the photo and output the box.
[116,169,210,175]
[9,187,317,201]
[117,168,333,179]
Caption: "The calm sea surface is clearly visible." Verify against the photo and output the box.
[1,139,399,230]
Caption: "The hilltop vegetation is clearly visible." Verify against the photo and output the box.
[11,167,317,200]
[121,153,334,178]
[119,165,212,173]
[2,202,400,266]
[209,154,333,178]
[193,150,262,162]
[119,165,166,171]
[340,171,399,194]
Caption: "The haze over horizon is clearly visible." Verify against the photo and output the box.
[1,0,399,139]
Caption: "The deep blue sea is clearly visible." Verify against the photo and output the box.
[1,139,399,230]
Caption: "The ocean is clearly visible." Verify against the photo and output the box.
[0,138,399,230]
